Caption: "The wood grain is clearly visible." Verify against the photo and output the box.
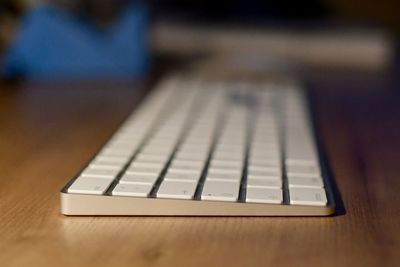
[0,76,399,267]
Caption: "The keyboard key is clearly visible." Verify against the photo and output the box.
[285,134,318,164]
[285,125,318,162]
[286,164,321,175]
[168,168,202,176]
[81,168,120,178]
[248,165,281,173]
[247,169,281,180]
[112,183,153,197]
[170,160,204,170]
[164,171,200,182]
[212,167,245,176]
[246,187,283,204]
[201,180,240,201]
[289,188,327,206]
[179,144,209,153]
[68,177,113,194]
[210,159,242,168]
[247,178,282,189]
[87,164,121,170]
[141,145,173,154]
[249,157,281,166]
[135,153,169,162]
[208,168,242,175]
[214,145,245,153]
[250,149,281,158]
[131,161,165,169]
[213,152,244,161]
[157,181,198,199]
[251,141,279,149]
[285,159,320,167]
[119,173,159,185]
[175,151,207,161]
[206,172,241,182]
[126,166,163,175]
[288,176,324,188]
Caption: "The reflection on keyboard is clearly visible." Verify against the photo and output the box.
[61,77,336,216]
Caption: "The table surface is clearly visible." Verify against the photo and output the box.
[0,73,399,267]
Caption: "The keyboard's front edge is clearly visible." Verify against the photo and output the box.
[60,192,335,216]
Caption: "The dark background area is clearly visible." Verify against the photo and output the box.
[1,0,400,43]
[0,0,399,79]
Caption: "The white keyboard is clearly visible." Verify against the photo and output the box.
[61,77,336,216]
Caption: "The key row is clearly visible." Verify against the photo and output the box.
[112,179,327,206]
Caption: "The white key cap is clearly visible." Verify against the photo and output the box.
[131,161,165,169]
[179,144,209,153]
[250,149,281,158]
[285,117,319,163]
[285,158,320,166]
[141,145,173,154]
[247,178,282,189]
[287,172,321,178]
[248,165,281,173]
[87,164,121,170]
[126,166,163,175]
[250,153,281,161]
[286,164,321,175]
[213,152,244,161]
[170,160,204,170]
[119,173,159,185]
[214,145,245,154]
[246,187,283,204]
[209,159,243,169]
[285,140,318,164]
[112,183,153,197]
[201,180,240,202]
[147,139,175,147]
[175,151,207,161]
[157,181,198,199]
[88,162,126,169]
[208,168,242,175]
[215,164,246,173]
[289,188,327,206]
[81,168,119,178]
[247,169,281,180]
[167,168,202,176]
[164,171,200,182]
[68,177,113,194]
[135,153,169,162]
[288,176,324,188]
[251,141,279,149]
[285,159,319,166]
[206,172,241,182]
[249,157,281,166]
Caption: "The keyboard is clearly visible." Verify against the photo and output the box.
[60,76,336,216]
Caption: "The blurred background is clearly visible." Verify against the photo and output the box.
[0,0,399,80]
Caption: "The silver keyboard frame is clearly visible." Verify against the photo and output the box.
[60,85,336,216]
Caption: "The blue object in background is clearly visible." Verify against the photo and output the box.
[2,2,150,79]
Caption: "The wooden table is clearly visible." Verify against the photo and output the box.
[0,74,399,267]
